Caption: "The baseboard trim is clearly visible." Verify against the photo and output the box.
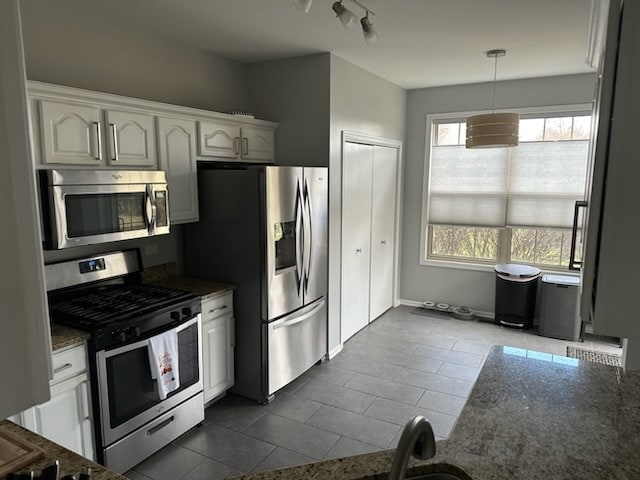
[327,344,343,360]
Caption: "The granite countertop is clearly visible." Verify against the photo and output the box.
[0,421,125,480]
[232,345,640,480]
[50,323,89,351]
[142,262,236,301]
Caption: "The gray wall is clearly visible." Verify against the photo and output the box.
[20,0,248,112]
[401,73,596,313]
[328,55,407,352]
[247,54,330,166]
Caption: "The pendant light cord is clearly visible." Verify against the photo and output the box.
[491,54,498,113]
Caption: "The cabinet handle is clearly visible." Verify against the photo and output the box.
[93,122,102,160]
[53,362,73,375]
[381,240,387,245]
[110,123,119,161]
[209,305,229,314]
[356,248,362,254]
[81,380,90,420]
[234,137,241,155]
[242,137,248,156]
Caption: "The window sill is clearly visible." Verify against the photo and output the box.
[421,258,579,276]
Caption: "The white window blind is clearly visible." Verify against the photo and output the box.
[428,132,589,229]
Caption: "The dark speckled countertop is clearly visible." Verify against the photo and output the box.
[142,262,235,301]
[231,345,640,480]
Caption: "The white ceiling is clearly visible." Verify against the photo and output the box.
[35,0,596,89]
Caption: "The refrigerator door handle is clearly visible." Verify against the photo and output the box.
[569,200,588,271]
[302,178,313,291]
[295,179,304,293]
[271,299,326,330]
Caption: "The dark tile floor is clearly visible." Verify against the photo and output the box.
[125,306,620,480]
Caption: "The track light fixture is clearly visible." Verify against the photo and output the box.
[360,11,378,45]
[293,0,378,45]
[332,1,358,29]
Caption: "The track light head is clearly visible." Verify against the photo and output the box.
[332,1,358,29]
[360,12,378,45]
[293,0,312,14]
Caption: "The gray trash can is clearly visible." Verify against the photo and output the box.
[538,274,581,341]
[494,263,541,328]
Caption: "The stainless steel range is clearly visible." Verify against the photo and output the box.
[45,250,204,473]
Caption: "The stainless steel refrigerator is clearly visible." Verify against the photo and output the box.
[184,165,328,402]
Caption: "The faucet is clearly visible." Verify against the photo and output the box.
[388,415,437,480]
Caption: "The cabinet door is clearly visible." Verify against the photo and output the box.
[369,146,398,322]
[202,313,235,403]
[241,126,275,162]
[341,142,373,342]
[157,117,199,224]
[39,100,101,165]
[32,374,94,460]
[198,121,240,159]
[104,109,156,167]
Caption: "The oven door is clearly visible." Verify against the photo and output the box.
[47,182,169,249]
[96,315,202,447]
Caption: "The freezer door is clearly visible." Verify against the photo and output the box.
[302,167,328,304]
[265,297,327,395]
[265,166,304,320]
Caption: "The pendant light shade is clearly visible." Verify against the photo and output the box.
[466,50,519,149]
[466,112,519,148]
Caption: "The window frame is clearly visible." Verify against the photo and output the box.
[420,104,593,272]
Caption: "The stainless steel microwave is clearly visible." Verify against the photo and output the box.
[39,169,170,250]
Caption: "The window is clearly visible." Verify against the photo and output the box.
[424,111,591,269]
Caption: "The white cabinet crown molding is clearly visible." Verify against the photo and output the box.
[27,80,278,128]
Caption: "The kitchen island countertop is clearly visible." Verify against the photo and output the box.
[231,345,640,480]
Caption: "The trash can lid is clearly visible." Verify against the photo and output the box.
[542,274,580,286]
[494,263,541,278]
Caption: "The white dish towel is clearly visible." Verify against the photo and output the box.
[148,330,180,400]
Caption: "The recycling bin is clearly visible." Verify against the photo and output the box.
[538,274,581,341]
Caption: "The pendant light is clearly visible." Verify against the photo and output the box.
[360,11,378,45]
[332,1,358,29]
[466,50,519,149]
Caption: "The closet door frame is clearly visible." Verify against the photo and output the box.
[339,131,403,344]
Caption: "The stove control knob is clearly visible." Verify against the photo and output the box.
[112,330,126,343]
[170,311,181,321]
[182,307,192,318]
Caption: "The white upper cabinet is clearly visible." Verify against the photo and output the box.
[157,116,199,224]
[241,125,275,162]
[198,121,241,159]
[198,121,275,163]
[38,99,157,168]
[39,100,102,166]
[104,109,156,167]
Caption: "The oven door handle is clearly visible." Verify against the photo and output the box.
[98,314,201,359]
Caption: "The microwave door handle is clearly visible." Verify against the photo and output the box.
[145,184,157,234]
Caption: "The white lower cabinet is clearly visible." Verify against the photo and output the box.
[13,344,95,460]
[201,293,235,404]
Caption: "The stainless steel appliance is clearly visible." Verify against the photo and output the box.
[39,169,170,250]
[185,165,328,403]
[45,250,203,473]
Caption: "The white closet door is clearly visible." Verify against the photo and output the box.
[341,142,373,342]
[369,146,398,321]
